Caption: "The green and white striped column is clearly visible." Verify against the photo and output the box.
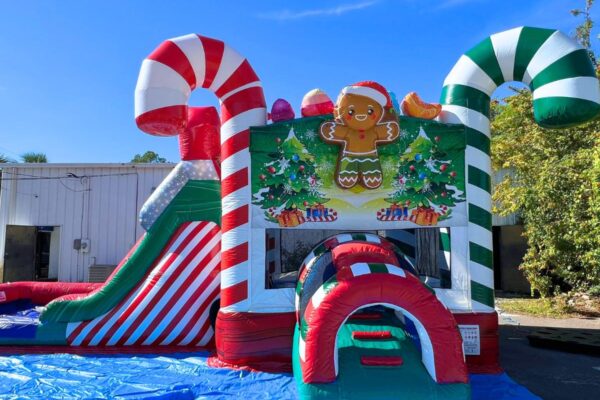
[438,228,451,271]
[439,26,600,311]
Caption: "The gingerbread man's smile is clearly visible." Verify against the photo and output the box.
[354,114,368,121]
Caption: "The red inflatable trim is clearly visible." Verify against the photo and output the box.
[215,311,295,371]
[331,242,398,271]
[0,282,100,306]
[453,312,502,374]
[352,331,392,340]
[135,105,187,137]
[348,312,384,321]
[178,106,221,161]
[360,355,403,366]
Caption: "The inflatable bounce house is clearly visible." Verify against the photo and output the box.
[1,26,599,399]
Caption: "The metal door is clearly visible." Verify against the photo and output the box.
[3,225,36,282]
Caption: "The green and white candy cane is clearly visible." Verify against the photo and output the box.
[439,26,600,311]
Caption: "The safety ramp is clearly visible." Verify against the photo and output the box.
[292,233,470,399]
[0,179,222,349]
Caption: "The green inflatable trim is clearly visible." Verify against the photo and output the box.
[40,180,221,324]
[533,97,600,128]
[293,310,470,399]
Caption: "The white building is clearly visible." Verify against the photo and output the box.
[0,164,174,283]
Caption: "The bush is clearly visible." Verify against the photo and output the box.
[491,90,600,297]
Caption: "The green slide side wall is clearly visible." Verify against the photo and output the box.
[40,180,221,324]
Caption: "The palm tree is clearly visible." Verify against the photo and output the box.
[21,152,48,163]
[0,153,14,163]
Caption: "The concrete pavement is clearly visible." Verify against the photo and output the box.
[498,312,600,399]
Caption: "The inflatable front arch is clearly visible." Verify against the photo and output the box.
[295,236,468,384]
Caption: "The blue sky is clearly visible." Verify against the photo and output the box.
[0,0,596,163]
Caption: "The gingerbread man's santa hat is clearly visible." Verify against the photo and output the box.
[339,81,393,109]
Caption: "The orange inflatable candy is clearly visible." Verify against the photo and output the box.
[401,92,442,119]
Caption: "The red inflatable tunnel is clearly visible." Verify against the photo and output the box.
[297,241,468,384]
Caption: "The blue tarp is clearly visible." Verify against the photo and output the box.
[0,352,539,399]
[0,301,40,339]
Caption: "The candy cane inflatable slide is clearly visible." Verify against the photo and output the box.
[0,35,263,350]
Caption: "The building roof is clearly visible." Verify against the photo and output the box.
[0,163,176,169]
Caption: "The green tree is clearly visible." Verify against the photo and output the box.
[253,128,328,220]
[21,152,47,163]
[0,154,14,163]
[131,151,167,163]
[492,1,600,297]
[386,128,464,218]
[492,91,600,296]
[571,0,596,65]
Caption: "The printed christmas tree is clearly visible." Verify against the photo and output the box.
[386,127,465,217]
[252,128,329,220]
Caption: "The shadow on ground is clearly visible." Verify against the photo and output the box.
[500,325,600,400]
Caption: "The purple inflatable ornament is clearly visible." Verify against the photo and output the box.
[270,98,295,122]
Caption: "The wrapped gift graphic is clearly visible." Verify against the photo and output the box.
[308,204,328,218]
[411,207,440,226]
[277,209,305,227]
[389,203,407,218]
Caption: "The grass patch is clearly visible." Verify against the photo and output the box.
[496,297,574,318]
[496,294,600,319]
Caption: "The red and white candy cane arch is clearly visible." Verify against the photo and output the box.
[134,34,267,312]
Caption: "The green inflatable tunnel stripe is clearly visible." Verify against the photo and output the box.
[468,203,492,231]
[352,233,368,242]
[471,280,495,307]
[468,165,491,193]
[469,242,493,269]
[465,37,505,87]
[533,97,600,128]
[441,84,491,116]
[531,49,596,90]
[368,263,389,274]
[513,27,556,82]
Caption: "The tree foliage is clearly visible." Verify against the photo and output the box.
[491,90,600,296]
[571,0,596,65]
[0,154,14,163]
[492,0,600,297]
[21,152,47,163]
[131,151,167,163]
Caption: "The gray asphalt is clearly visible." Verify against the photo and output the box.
[500,325,600,400]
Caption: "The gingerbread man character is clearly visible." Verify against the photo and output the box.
[320,81,399,189]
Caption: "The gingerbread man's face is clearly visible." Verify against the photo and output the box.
[334,93,383,131]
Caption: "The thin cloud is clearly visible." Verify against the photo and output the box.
[433,0,482,11]
[257,1,379,21]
